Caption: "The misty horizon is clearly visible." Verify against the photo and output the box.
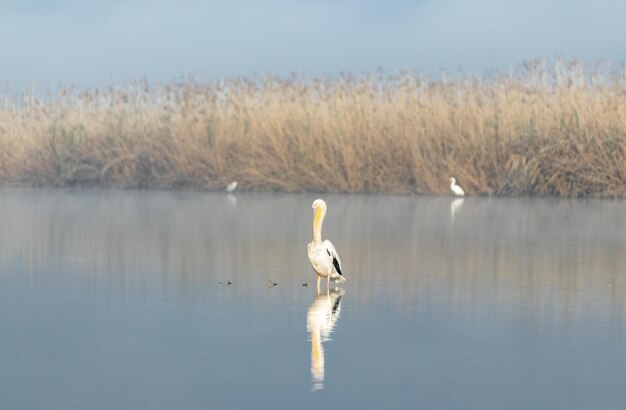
[1,0,625,90]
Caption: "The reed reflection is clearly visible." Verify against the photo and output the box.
[2,190,625,330]
[306,288,345,392]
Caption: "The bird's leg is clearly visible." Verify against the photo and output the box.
[326,275,331,293]
[317,275,321,294]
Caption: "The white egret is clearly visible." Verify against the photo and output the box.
[307,199,346,293]
[225,181,238,193]
[449,177,465,196]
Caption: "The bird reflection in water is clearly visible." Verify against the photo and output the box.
[450,197,464,223]
[306,288,345,392]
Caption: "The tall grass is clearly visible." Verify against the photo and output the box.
[2,59,626,196]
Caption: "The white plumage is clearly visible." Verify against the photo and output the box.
[307,199,345,293]
[449,177,465,196]
[225,181,238,193]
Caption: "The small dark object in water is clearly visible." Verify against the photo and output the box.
[227,281,232,285]
[267,280,278,287]
[302,283,308,287]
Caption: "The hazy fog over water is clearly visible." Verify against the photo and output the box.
[1,0,625,90]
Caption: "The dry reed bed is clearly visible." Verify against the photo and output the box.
[2,61,626,196]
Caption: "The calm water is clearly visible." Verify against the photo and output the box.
[1,189,626,409]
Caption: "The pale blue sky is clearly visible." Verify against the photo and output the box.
[1,0,624,89]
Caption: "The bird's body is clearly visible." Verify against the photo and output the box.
[308,239,345,282]
[450,177,465,196]
[307,199,345,293]
[225,181,238,193]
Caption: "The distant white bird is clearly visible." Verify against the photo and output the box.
[225,181,238,193]
[307,199,346,293]
[449,177,465,196]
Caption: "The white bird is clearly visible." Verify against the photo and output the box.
[307,199,346,293]
[449,177,465,196]
[225,181,238,193]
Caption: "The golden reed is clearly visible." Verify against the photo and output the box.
[1,59,626,196]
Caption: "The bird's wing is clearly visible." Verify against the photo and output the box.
[322,239,343,276]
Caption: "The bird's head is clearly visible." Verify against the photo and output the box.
[312,199,326,210]
[449,177,456,184]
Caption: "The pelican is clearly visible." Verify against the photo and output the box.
[449,177,465,196]
[307,199,346,293]
[225,181,238,193]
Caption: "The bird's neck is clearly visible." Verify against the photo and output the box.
[313,207,324,242]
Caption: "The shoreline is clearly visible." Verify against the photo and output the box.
[1,185,624,201]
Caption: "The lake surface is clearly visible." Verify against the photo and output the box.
[1,189,626,409]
